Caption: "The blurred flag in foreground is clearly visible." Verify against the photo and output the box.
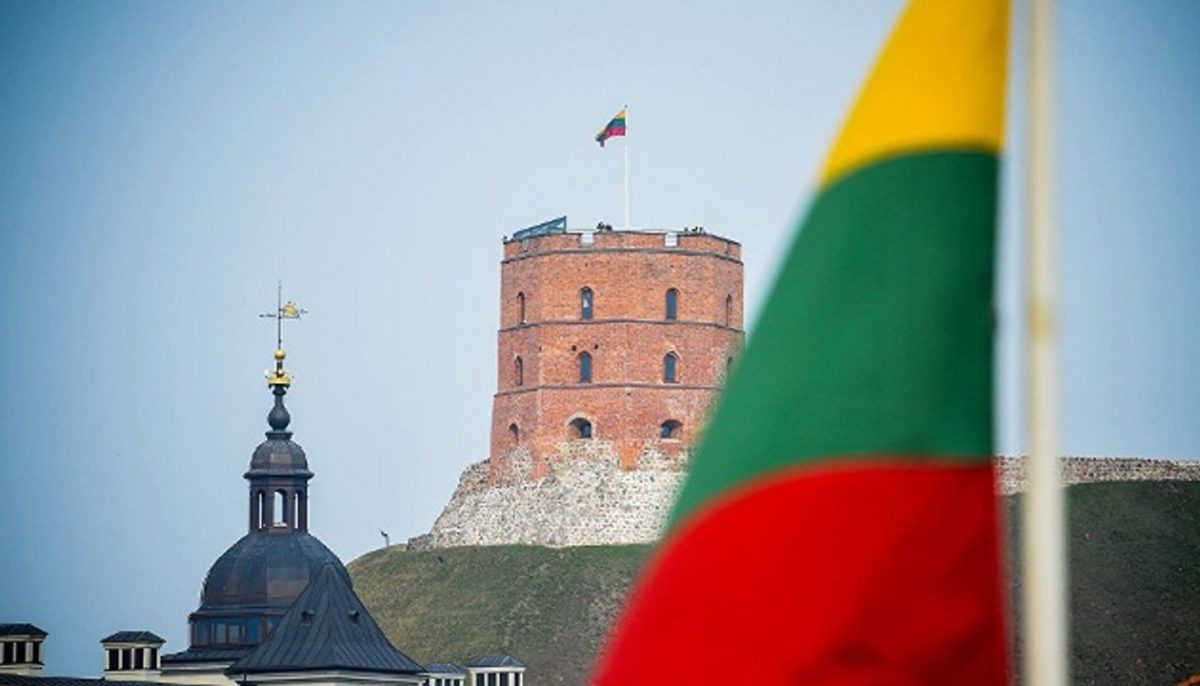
[591,0,1011,683]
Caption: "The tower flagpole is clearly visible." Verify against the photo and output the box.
[623,105,630,230]
[1023,0,1068,685]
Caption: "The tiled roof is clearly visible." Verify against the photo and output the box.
[424,663,467,675]
[226,563,423,676]
[0,625,47,638]
[100,631,165,644]
[467,656,526,669]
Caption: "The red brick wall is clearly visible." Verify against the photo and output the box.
[490,230,744,478]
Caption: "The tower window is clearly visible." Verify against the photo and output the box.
[665,288,679,320]
[274,490,287,527]
[257,490,266,530]
[517,292,526,324]
[509,423,520,446]
[580,287,593,320]
[660,420,682,439]
[107,649,118,671]
[569,417,593,439]
[664,352,678,383]
[578,351,592,383]
[725,294,733,326]
[514,356,523,386]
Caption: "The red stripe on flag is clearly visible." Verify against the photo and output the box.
[591,460,1009,685]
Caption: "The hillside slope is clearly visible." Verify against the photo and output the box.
[350,544,651,684]
[351,481,1200,686]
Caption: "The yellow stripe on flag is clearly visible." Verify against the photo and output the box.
[820,0,1010,187]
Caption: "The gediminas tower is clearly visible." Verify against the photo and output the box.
[490,218,744,479]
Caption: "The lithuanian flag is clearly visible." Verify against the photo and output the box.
[591,0,1010,683]
[595,107,626,147]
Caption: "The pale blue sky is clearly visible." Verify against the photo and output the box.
[1,0,1197,675]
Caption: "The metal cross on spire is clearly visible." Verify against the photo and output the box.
[258,281,307,387]
[259,280,307,349]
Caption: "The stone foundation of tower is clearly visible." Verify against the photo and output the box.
[413,456,1200,549]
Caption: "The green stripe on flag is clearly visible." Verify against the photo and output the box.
[671,150,998,526]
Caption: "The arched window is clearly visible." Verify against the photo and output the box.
[256,490,266,530]
[580,287,593,320]
[725,294,733,326]
[660,420,682,439]
[727,356,734,375]
[514,356,523,386]
[663,352,678,383]
[578,351,592,383]
[569,417,593,439]
[665,288,679,320]
[274,490,287,527]
[509,423,520,446]
[517,292,526,324]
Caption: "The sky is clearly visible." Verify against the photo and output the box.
[1,0,1197,676]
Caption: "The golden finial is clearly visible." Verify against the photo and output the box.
[259,281,306,388]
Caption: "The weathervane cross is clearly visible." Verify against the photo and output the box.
[258,281,307,387]
[258,280,307,350]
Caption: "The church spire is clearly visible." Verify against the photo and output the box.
[247,284,312,534]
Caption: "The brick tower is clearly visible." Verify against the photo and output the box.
[490,221,744,479]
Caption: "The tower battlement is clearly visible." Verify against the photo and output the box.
[489,221,745,480]
[503,227,740,261]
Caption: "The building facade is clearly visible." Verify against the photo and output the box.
[490,227,744,478]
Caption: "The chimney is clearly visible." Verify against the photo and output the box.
[100,631,165,681]
[0,623,48,676]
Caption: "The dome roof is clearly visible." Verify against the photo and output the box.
[247,435,311,475]
[197,532,348,613]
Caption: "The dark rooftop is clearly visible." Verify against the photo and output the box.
[0,625,47,638]
[226,563,423,676]
[100,631,164,644]
[0,677,176,686]
[161,646,252,665]
[424,663,467,675]
[467,656,526,669]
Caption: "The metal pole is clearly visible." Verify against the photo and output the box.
[1023,0,1068,684]
[623,106,630,230]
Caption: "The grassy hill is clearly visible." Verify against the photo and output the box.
[350,544,651,684]
[350,481,1200,686]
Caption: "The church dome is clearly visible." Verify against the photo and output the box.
[248,436,310,474]
[198,531,349,611]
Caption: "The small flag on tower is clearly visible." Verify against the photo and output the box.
[594,108,626,147]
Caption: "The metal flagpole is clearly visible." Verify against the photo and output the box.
[623,105,630,230]
[1023,0,1068,685]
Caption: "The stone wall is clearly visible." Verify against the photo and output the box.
[414,452,1200,550]
[417,442,687,549]
[995,456,1200,494]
